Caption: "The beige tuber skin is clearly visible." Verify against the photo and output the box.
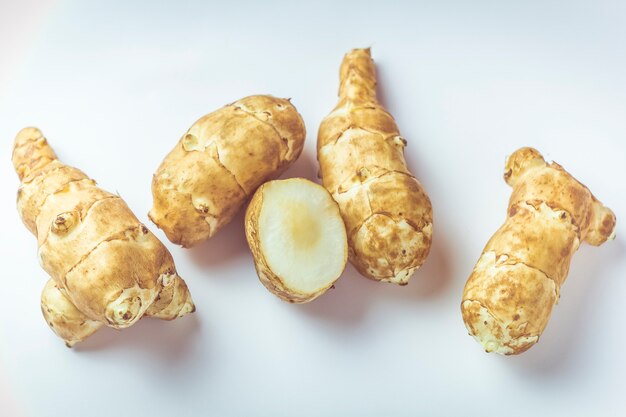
[317,48,433,284]
[461,147,616,355]
[13,128,195,347]
[150,95,306,248]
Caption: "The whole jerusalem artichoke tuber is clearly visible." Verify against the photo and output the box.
[317,48,433,284]
[461,147,616,355]
[13,127,195,346]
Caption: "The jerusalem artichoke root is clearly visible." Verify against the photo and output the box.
[13,127,195,346]
[317,48,433,284]
[245,178,348,303]
[461,147,616,355]
[150,95,306,248]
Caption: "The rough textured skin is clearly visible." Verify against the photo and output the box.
[150,95,306,248]
[244,179,346,303]
[461,147,616,355]
[317,48,433,284]
[13,128,195,346]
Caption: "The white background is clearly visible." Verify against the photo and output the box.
[1,1,625,416]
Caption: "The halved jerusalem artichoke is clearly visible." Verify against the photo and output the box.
[245,178,348,303]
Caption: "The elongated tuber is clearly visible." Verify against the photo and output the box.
[245,178,348,303]
[150,95,306,248]
[13,127,195,346]
[461,147,616,355]
[317,48,433,284]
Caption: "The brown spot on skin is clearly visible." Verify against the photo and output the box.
[598,215,617,238]
[560,246,572,258]
[513,314,520,321]
[484,321,488,325]
[122,311,131,320]
[141,225,148,234]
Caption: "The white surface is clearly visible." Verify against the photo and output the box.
[1,1,625,416]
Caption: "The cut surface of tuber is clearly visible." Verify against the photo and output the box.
[246,178,348,302]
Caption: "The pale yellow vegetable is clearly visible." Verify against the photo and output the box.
[13,127,194,346]
[462,147,616,355]
[245,178,348,303]
[150,95,306,248]
[317,48,433,284]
